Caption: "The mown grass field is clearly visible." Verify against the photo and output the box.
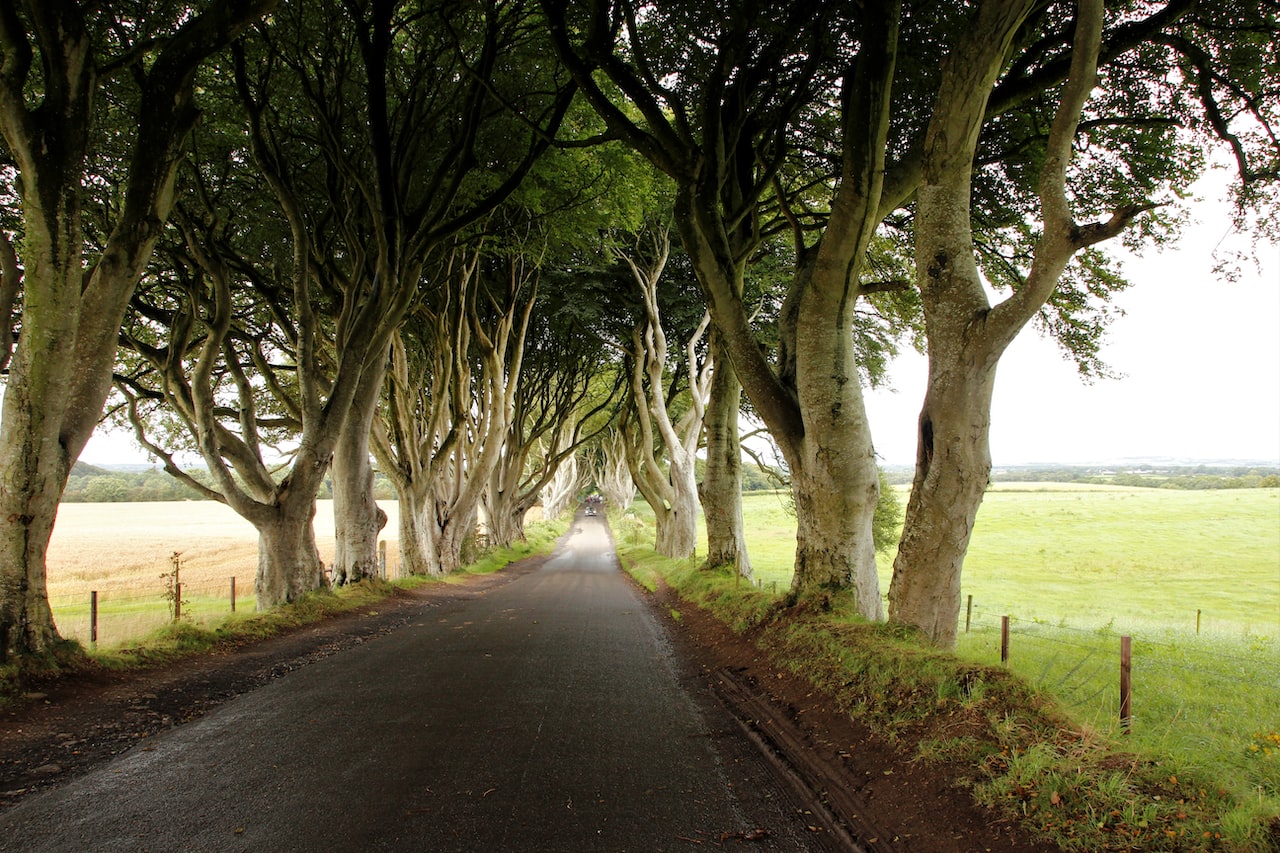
[724,485,1280,637]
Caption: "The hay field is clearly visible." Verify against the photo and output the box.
[45,500,402,644]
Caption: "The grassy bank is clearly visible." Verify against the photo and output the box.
[615,488,1280,852]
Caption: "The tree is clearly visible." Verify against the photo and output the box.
[481,300,620,547]
[887,0,1280,647]
[117,0,578,599]
[698,327,751,577]
[589,427,635,512]
[546,0,1277,634]
[373,244,537,574]
[0,0,275,660]
[615,227,711,558]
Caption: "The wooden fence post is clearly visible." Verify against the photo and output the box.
[90,590,98,645]
[174,582,182,622]
[1196,609,1201,635]
[965,594,973,633]
[1120,635,1132,732]
[230,577,237,613]
[379,540,388,579]
[1000,616,1010,666]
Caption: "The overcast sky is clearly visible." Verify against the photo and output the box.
[866,181,1280,467]
[80,171,1280,469]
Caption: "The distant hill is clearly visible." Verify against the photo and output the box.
[70,461,113,477]
[882,461,1279,489]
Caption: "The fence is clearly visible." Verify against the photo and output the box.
[957,597,1280,802]
[50,542,403,648]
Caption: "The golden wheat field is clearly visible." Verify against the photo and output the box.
[45,500,403,645]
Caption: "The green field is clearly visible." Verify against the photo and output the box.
[673,485,1280,819]
[725,485,1280,638]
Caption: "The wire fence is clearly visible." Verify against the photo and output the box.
[50,543,404,648]
[956,599,1280,799]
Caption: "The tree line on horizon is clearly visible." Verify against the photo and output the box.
[1,0,1276,662]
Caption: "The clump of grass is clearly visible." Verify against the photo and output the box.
[620,540,1280,852]
[0,637,88,709]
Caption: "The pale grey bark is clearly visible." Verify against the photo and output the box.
[483,348,618,548]
[888,0,1143,647]
[618,230,711,560]
[331,357,390,585]
[593,428,635,513]
[698,329,751,578]
[541,450,582,520]
[373,249,534,574]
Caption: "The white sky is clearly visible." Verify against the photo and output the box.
[865,178,1280,467]
[81,173,1280,469]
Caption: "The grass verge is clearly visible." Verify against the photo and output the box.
[613,521,1280,853]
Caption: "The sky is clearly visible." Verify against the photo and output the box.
[80,171,1280,469]
[865,180,1280,467]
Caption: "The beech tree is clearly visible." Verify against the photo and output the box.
[0,0,275,659]
[545,0,1277,631]
[116,0,577,603]
[887,0,1280,646]
[589,427,635,512]
[372,245,538,574]
[481,292,621,548]
[613,228,712,558]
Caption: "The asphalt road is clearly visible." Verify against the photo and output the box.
[0,517,833,852]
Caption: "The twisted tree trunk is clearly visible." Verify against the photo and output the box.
[699,329,751,577]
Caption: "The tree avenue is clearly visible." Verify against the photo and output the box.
[542,0,1278,643]
[0,0,1275,660]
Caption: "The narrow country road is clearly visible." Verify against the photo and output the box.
[0,517,841,852]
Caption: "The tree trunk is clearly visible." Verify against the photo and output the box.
[0,210,82,661]
[595,430,635,512]
[888,0,1106,648]
[699,330,751,577]
[0,402,66,660]
[331,360,388,584]
[254,499,326,608]
[788,448,882,615]
[782,261,884,617]
[486,492,533,549]
[541,451,579,519]
[653,454,700,559]
[395,485,435,577]
[429,503,477,576]
[888,354,997,647]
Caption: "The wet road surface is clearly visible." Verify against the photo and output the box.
[0,517,835,852]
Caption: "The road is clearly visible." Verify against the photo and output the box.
[0,517,839,852]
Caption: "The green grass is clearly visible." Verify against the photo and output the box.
[957,487,1280,636]
[725,486,1280,639]
[619,485,1280,851]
